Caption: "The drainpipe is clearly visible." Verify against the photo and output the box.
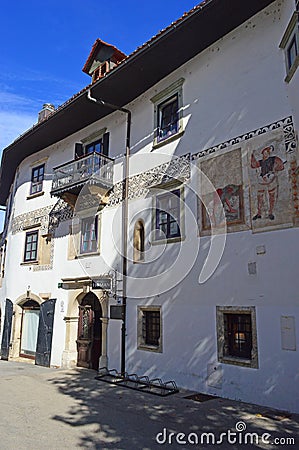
[87,90,131,375]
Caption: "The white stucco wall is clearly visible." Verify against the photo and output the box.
[0,0,298,413]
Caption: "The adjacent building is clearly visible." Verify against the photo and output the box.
[0,0,298,413]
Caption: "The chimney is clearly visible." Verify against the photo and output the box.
[38,103,55,123]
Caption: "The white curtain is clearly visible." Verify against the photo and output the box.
[21,310,40,355]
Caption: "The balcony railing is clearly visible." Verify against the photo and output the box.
[51,152,114,195]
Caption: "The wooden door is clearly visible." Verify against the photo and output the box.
[76,293,102,370]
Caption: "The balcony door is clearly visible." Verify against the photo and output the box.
[76,292,102,370]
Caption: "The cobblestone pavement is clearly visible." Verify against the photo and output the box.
[0,360,298,449]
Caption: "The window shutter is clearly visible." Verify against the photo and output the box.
[75,143,84,159]
[102,132,110,156]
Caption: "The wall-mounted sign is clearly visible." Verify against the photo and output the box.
[92,278,112,290]
[110,305,125,320]
[58,282,86,290]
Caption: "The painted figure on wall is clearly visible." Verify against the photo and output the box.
[203,184,242,228]
[251,145,284,221]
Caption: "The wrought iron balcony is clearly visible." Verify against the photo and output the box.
[51,152,114,198]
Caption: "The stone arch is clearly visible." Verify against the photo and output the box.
[10,292,43,359]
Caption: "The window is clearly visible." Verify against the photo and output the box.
[155,189,181,240]
[158,95,179,141]
[280,12,299,82]
[287,35,298,70]
[75,132,110,158]
[138,306,162,352]
[216,306,258,368]
[24,231,38,262]
[85,139,104,155]
[30,164,45,195]
[224,314,252,359]
[133,220,145,263]
[151,78,184,148]
[80,217,98,254]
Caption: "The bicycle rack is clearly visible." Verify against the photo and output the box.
[96,367,179,396]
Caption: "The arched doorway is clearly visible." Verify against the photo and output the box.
[20,300,40,359]
[76,292,102,370]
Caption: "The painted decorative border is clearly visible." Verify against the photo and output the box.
[12,205,56,271]
[33,238,55,272]
[12,205,53,235]
[109,153,191,206]
[192,116,297,160]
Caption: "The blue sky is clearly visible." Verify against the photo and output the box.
[0,0,198,229]
[0,0,198,151]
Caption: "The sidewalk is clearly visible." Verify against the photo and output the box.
[0,360,298,449]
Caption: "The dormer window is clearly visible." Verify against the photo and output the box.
[82,39,126,83]
[92,61,110,82]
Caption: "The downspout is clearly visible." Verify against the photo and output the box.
[87,90,131,375]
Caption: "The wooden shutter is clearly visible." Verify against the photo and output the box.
[75,143,84,159]
[102,132,110,156]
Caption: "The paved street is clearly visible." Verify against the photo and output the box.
[0,360,298,449]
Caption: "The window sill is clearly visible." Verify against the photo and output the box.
[20,261,39,266]
[219,356,258,369]
[138,344,162,353]
[76,252,100,258]
[27,191,45,200]
[285,55,299,82]
[152,130,184,150]
[151,235,185,245]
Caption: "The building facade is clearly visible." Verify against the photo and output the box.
[0,0,298,413]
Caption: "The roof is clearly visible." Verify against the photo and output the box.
[82,38,127,75]
[0,0,276,205]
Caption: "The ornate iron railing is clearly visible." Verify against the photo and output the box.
[51,152,114,194]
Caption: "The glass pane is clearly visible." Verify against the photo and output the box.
[158,96,178,139]
[169,221,179,236]
[288,37,298,68]
[20,310,40,355]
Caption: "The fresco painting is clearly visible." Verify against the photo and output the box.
[248,133,292,231]
[200,149,243,229]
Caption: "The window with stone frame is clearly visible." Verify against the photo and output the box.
[137,306,162,352]
[80,216,98,255]
[216,306,258,368]
[30,164,45,195]
[155,188,181,241]
[157,95,179,142]
[151,78,184,148]
[280,11,299,82]
[24,231,39,262]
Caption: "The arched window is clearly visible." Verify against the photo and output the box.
[133,220,145,263]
